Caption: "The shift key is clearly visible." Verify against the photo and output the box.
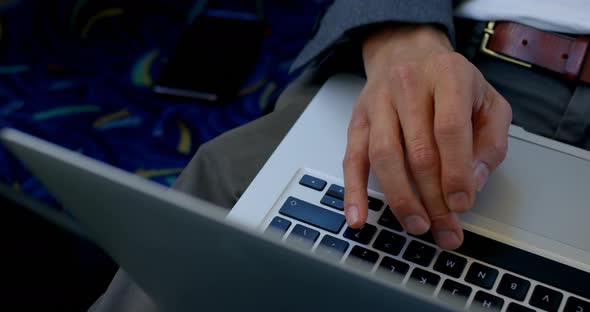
[279,197,345,234]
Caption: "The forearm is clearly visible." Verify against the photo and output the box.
[291,0,456,71]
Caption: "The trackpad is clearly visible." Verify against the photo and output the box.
[470,136,590,253]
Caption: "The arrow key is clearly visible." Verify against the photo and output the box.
[403,240,436,267]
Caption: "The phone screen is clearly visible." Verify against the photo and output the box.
[154,14,265,102]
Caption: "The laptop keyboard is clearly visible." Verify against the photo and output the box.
[265,173,590,312]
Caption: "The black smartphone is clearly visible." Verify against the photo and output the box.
[154,13,265,103]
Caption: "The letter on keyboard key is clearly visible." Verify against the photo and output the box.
[565,297,590,312]
[343,224,377,245]
[375,256,409,284]
[320,195,343,210]
[406,268,440,295]
[465,262,499,290]
[402,240,436,267]
[507,303,535,312]
[299,174,326,191]
[345,246,379,272]
[471,291,504,311]
[497,273,530,301]
[530,285,563,312]
[433,251,467,278]
[373,230,406,256]
[377,208,403,232]
[315,235,349,261]
[438,279,472,309]
[279,197,345,234]
[286,224,319,250]
[265,216,291,238]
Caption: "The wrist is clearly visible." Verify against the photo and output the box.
[362,24,453,75]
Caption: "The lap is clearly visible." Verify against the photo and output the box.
[90,53,590,312]
[172,68,327,208]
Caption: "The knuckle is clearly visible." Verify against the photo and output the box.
[389,64,418,91]
[343,150,366,168]
[433,52,467,74]
[428,210,452,224]
[388,196,412,213]
[444,170,468,189]
[368,141,398,163]
[435,114,466,138]
[490,138,508,163]
[407,140,437,173]
[348,108,369,132]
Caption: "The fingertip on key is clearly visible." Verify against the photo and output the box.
[345,205,364,228]
[434,230,463,250]
[403,215,430,234]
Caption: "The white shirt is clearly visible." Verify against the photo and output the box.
[455,0,590,34]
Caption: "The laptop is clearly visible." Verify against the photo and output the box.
[2,74,590,311]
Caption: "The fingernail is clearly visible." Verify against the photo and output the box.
[403,215,430,234]
[346,205,360,226]
[434,230,461,250]
[447,192,469,212]
[473,161,490,192]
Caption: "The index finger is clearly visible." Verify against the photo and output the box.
[343,104,370,228]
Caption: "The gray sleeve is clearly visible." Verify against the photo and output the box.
[291,0,456,71]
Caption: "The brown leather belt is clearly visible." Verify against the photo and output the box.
[480,21,590,84]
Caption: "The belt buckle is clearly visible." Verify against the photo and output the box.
[480,21,532,68]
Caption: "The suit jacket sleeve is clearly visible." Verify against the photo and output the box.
[291,0,456,72]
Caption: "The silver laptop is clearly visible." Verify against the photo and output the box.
[2,74,590,311]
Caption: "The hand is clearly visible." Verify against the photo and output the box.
[343,25,512,250]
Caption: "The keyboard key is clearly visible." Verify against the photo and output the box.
[470,291,504,311]
[316,235,349,261]
[265,216,291,237]
[457,230,590,300]
[465,262,498,290]
[299,174,326,191]
[345,246,379,272]
[565,297,590,312]
[373,230,406,256]
[507,303,535,312]
[402,240,436,267]
[326,184,345,199]
[325,184,383,211]
[375,256,409,284]
[367,196,384,211]
[320,195,343,210]
[286,224,319,250]
[279,197,345,234]
[343,224,377,245]
[530,285,563,312]
[377,208,403,232]
[438,279,472,309]
[497,273,531,301]
[433,251,467,278]
[406,267,440,295]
